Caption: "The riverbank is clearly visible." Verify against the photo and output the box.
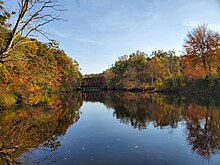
[79,87,220,95]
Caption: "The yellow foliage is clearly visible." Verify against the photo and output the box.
[124,81,137,90]
[0,94,16,107]
[23,94,42,105]
[138,83,151,89]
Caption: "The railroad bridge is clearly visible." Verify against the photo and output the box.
[81,76,106,91]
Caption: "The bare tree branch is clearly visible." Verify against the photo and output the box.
[0,0,65,62]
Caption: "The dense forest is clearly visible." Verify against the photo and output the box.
[0,0,82,107]
[96,25,220,92]
[1,0,220,109]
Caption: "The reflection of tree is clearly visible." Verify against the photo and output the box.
[184,102,220,159]
[0,92,82,164]
[104,92,183,130]
[84,91,220,159]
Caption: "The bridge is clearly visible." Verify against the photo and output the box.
[81,76,106,91]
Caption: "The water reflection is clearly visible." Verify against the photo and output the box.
[83,91,220,159]
[1,91,220,164]
[0,92,82,164]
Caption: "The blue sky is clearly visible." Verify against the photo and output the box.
[6,0,220,74]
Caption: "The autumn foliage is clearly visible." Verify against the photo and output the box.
[0,31,81,107]
[99,25,220,92]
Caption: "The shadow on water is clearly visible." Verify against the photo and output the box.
[82,91,220,160]
[0,92,83,165]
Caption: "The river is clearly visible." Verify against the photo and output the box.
[1,91,220,165]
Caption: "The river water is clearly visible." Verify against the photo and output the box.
[1,92,220,165]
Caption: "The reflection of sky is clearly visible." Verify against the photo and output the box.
[6,0,220,74]
[19,101,220,165]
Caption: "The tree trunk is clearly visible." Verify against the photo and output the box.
[202,55,208,79]
[2,0,29,57]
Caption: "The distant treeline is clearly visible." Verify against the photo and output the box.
[91,25,220,92]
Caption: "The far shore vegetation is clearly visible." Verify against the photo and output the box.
[1,0,220,108]
[86,25,220,93]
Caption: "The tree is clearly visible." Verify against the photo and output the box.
[0,0,64,63]
[146,55,162,85]
[46,39,60,50]
[152,50,181,88]
[183,24,220,78]
[0,0,11,27]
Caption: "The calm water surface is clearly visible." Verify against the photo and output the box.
[1,92,220,165]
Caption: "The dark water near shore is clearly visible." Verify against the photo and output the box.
[1,92,220,164]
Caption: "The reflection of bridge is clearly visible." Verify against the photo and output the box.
[81,92,106,102]
[81,77,106,91]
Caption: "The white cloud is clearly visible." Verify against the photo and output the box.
[183,20,220,32]
[73,38,105,46]
[51,30,72,38]
[183,20,200,28]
